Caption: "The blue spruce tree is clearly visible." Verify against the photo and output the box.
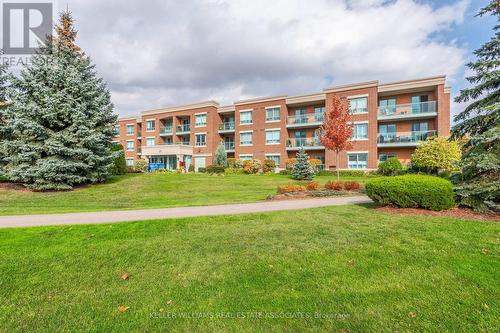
[0,11,117,190]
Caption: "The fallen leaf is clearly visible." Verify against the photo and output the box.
[347,259,355,267]
[121,272,130,280]
[118,305,129,313]
[481,248,489,255]
[483,304,490,310]
[166,300,173,305]
[408,311,417,318]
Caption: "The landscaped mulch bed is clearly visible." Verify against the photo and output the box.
[268,190,362,201]
[0,182,28,191]
[377,205,500,222]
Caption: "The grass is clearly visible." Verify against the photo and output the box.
[0,204,497,332]
[0,173,371,215]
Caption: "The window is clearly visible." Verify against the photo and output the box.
[348,153,368,169]
[113,125,120,136]
[126,158,134,167]
[195,134,206,146]
[349,97,368,114]
[240,132,253,145]
[126,124,134,135]
[266,155,280,168]
[146,138,155,146]
[294,108,307,124]
[353,123,368,140]
[240,111,253,124]
[294,130,306,146]
[266,107,280,122]
[265,130,280,144]
[379,153,396,162]
[126,141,134,151]
[411,95,429,113]
[379,98,396,115]
[146,120,155,131]
[411,122,428,133]
[314,106,325,122]
[195,114,206,127]
[239,155,253,161]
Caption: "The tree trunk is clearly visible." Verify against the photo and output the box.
[336,151,340,181]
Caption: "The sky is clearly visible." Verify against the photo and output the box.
[6,0,499,119]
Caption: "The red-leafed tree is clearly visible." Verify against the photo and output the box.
[319,96,353,180]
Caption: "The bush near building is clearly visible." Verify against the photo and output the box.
[110,143,127,175]
[410,137,461,174]
[206,165,225,174]
[243,159,262,174]
[262,159,276,173]
[377,157,403,176]
[292,149,315,180]
[365,175,455,211]
[134,159,148,173]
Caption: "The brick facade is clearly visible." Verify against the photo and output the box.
[113,75,451,171]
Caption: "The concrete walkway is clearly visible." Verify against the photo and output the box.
[0,196,372,228]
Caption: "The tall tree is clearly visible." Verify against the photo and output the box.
[319,95,353,180]
[452,1,499,212]
[292,148,315,180]
[214,142,228,167]
[0,64,10,174]
[0,11,117,190]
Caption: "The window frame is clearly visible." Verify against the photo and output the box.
[347,152,368,169]
[265,106,281,123]
[194,113,207,128]
[146,120,156,132]
[348,96,368,114]
[126,140,135,151]
[195,133,207,147]
[352,122,368,140]
[239,110,253,125]
[265,129,281,145]
[239,131,253,146]
[146,137,155,147]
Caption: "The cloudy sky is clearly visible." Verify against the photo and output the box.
[14,0,500,118]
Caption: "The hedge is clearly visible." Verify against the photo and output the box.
[365,175,455,211]
[317,170,371,177]
[206,165,225,174]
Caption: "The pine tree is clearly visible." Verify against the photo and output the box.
[214,142,227,167]
[292,148,315,180]
[0,64,10,174]
[452,1,499,212]
[0,11,117,190]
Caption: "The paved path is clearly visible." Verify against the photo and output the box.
[0,196,372,228]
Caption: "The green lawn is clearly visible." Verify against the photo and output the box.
[0,173,371,215]
[0,204,497,332]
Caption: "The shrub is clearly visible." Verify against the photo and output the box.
[206,165,225,174]
[325,180,344,191]
[365,175,455,211]
[154,168,169,173]
[197,167,206,173]
[243,159,262,174]
[292,149,315,180]
[188,164,195,173]
[277,184,306,194]
[317,170,368,177]
[279,169,291,176]
[227,158,237,168]
[134,159,148,173]
[306,181,320,191]
[309,158,322,171]
[285,158,297,170]
[344,181,360,191]
[214,142,228,167]
[0,175,8,182]
[225,167,244,175]
[378,157,403,176]
[411,136,461,174]
[263,159,276,173]
[110,143,127,175]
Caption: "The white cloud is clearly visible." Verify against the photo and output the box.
[61,0,469,116]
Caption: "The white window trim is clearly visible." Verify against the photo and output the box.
[145,137,156,147]
[265,128,281,145]
[239,109,253,125]
[239,154,253,159]
[195,133,207,147]
[347,151,369,154]
[347,94,369,99]
[265,153,281,157]
[347,151,369,170]
[126,140,135,151]
[126,124,135,136]
[194,113,207,128]
[348,96,369,114]
[145,119,156,132]
[239,130,253,134]
[265,105,281,123]
[352,122,369,141]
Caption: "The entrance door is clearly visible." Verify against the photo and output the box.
[195,157,206,172]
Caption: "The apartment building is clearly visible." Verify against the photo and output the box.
[113,75,451,171]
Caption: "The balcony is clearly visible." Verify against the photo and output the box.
[378,101,437,121]
[159,126,173,136]
[176,124,191,135]
[286,138,324,151]
[224,142,235,152]
[218,122,235,133]
[377,130,436,147]
[286,113,324,128]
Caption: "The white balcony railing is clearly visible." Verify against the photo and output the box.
[286,113,324,127]
[377,130,436,145]
[218,122,235,131]
[286,138,324,149]
[378,101,437,118]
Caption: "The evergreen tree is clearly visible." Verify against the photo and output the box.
[110,143,127,175]
[452,1,499,212]
[0,64,10,174]
[0,11,117,190]
[214,142,227,167]
[292,149,315,180]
